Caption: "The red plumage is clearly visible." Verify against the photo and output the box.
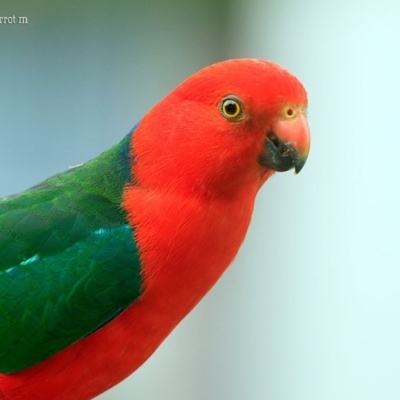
[0,59,310,399]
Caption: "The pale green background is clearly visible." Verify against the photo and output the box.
[1,1,400,399]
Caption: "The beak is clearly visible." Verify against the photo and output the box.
[259,113,310,174]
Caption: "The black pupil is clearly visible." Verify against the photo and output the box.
[225,101,238,115]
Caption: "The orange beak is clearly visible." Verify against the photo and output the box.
[259,113,310,174]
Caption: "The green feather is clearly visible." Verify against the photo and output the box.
[0,130,142,373]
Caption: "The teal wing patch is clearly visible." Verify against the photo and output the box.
[0,135,142,373]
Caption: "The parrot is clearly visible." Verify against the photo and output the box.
[0,58,310,399]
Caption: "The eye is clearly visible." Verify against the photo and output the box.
[220,96,243,120]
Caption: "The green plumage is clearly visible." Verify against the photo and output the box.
[0,131,142,373]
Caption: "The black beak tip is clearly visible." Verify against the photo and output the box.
[294,155,307,174]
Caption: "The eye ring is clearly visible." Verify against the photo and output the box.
[220,96,243,121]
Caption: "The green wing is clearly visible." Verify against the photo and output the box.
[0,131,142,373]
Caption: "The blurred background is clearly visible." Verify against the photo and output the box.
[1,0,400,399]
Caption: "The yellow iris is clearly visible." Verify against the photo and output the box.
[220,97,243,120]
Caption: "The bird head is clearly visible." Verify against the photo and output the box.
[133,59,310,197]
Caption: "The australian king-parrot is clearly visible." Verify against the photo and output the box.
[0,59,310,399]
